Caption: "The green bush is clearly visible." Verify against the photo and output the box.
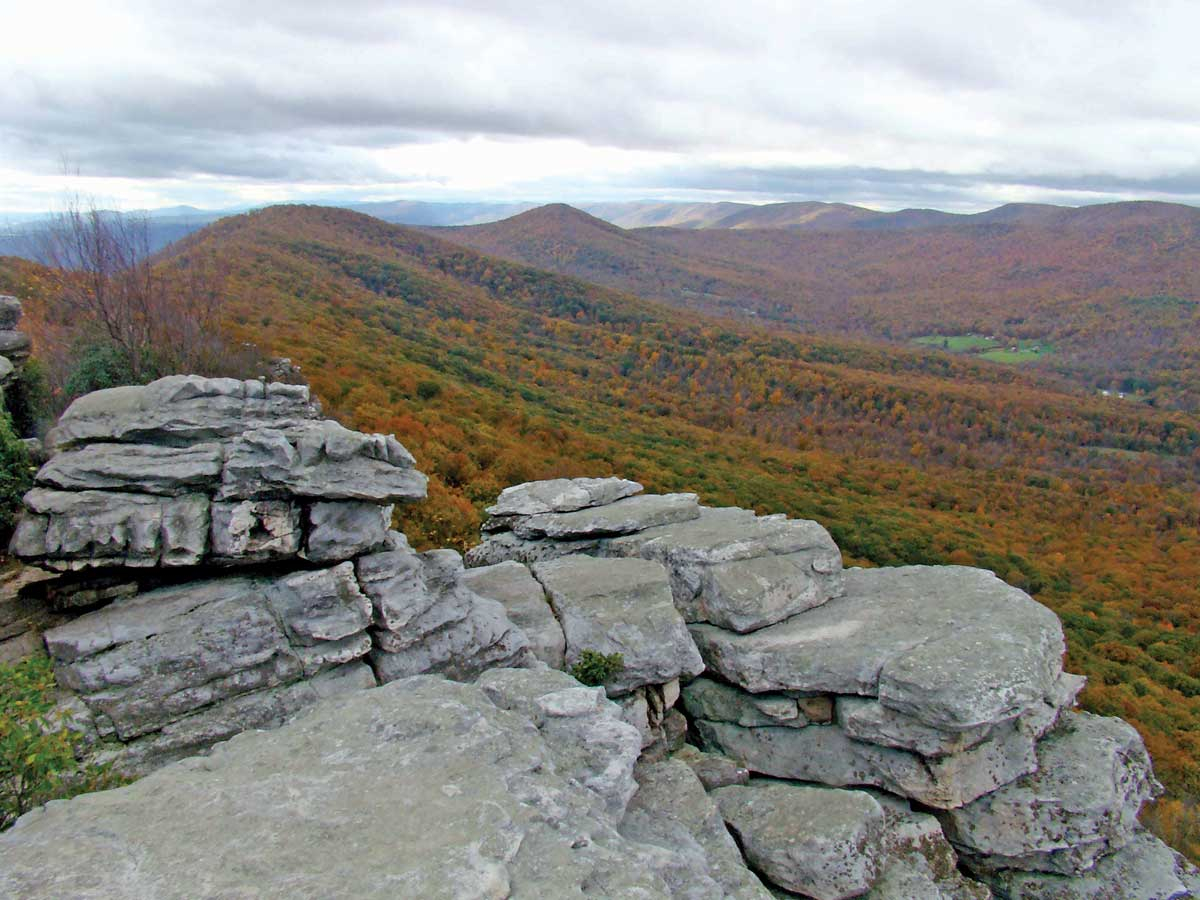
[63,341,144,398]
[5,358,48,439]
[416,379,443,401]
[570,650,625,687]
[0,656,119,830]
[0,410,31,536]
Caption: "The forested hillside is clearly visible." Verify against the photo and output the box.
[442,202,1200,410]
[4,203,1199,856]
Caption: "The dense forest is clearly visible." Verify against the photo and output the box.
[3,203,1199,859]
[443,202,1200,409]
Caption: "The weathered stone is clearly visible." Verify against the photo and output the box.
[609,507,845,631]
[464,528,604,566]
[302,500,391,562]
[0,564,64,663]
[460,560,565,668]
[41,566,371,759]
[867,798,991,900]
[105,662,376,775]
[478,668,642,817]
[264,563,373,649]
[0,674,697,899]
[0,328,31,359]
[683,676,819,728]
[532,555,704,695]
[0,293,23,329]
[714,780,887,899]
[219,420,426,503]
[46,375,319,450]
[691,566,1066,732]
[210,499,300,563]
[942,712,1160,876]
[673,744,752,790]
[0,354,14,385]
[364,548,531,682]
[981,828,1200,900]
[839,696,1002,757]
[12,488,209,570]
[36,443,223,495]
[621,758,773,899]
[696,716,1040,809]
[514,492,702,540]
[486,476,643,516]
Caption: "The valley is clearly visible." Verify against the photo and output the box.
[4,201,1200,858]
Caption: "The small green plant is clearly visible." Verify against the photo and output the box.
[0,655,118,830]
[570,649,625,687]
[0,410,31,537]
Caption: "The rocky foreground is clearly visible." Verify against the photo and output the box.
[1,375,1198,899]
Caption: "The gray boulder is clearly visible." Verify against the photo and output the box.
[0,328,31,360]
[486,476,643,516]
[12,488,209,570]
[943,711,1161,876]
[714,780,887,899]
[609,507,845,631]
[460,560,565,668]
[0,673,699,899]
[35,443,224,495]
[46,375,318,449]
[982,828,1200,899]
[621,758,773,899]
[691,566,1067,733]
[219,419,426,502]
[532,554,704,695]
[0,293,22,329]
[210,499,300,563]
[477,667,642,817]
[696,714,1042,809]
[41,564,373,770]
[302,500,391,562]
[360,546,532,682]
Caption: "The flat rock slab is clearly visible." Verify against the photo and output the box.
[691,565,1066,732]
[460,560,565,668]
[532,555,704,695]
[36,442,224,495]
[513,492,702,540]
[980,828,1200,900]
[486,476,643,516]
[714,780,886,900]
[46,375,318,450]
[942,711,1160,876]
[696,715,1040,809]
[0,673,700,899]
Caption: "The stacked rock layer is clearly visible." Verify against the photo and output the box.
[4,376,1199,900]
[470,478,1200,899]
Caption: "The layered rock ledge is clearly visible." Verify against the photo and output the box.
[3,411,1198,900]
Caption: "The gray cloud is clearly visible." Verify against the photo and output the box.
[1,0,1199,209]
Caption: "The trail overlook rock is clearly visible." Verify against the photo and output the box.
[0,376,1197,899]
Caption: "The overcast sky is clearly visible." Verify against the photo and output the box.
[2,0,1199,214]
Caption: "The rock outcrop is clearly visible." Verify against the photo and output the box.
[6,376,538,774]
[3,388,1198,900]
[0,671,771,899]
[469,478,1198,898]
